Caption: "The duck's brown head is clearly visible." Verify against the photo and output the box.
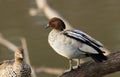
[46,17,66,31]
[15,48,24,61]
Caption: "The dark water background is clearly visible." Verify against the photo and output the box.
[0,0,120,77]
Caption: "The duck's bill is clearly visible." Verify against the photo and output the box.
[45,24,50,29]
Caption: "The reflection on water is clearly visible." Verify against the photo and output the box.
[0,0,120,77]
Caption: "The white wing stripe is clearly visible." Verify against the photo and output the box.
[64,30,103,47]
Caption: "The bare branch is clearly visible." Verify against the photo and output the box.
[59,51,120,77]
[35,67,64,75]
[34,0,73,29]
[0,33,18,52]
[21,37,31,65]
[21,37,37,77]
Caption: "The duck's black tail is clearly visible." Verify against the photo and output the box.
[90,53,107,62]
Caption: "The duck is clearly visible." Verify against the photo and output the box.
[46,17,108,70]
[0,48,31,77]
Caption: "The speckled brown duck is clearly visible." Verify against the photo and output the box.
[0,48,31,77]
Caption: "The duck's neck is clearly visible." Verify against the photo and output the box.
[52,29,64,33]
[14,58,23,65]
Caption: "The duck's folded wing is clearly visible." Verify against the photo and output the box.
[65,30,103,46]
[0,60,14,70]
[63,29,104,54]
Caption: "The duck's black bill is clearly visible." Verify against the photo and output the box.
[45,24,50,29]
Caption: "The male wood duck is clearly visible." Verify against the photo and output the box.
[46,17,108,70]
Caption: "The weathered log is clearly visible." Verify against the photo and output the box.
[60,51,120,77]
